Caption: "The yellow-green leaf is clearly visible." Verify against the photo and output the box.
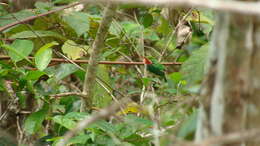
[62,40,87,60]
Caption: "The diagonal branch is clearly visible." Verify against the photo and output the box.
[82,3,117,110]
[0,1,84,32]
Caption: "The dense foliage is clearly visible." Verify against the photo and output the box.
[0,1,213,145]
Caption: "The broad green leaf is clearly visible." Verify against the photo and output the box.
[144,28,160,41]
[7,40,34,62]
[52,112,88,130]
[52,115,76,129]
[177,110,198,139]
[68,135,90,145]
[91,120,117,134]
[65,112,88,120]
[180,43,209,84]
[35,42,58,71]
[24,104,49,135]
[10,30,65,40]
[93,65,112,108]
[115,123,135,139]
[0,10,35,31]
[121,21,142,38]
[109,21,120,35]
[157,17,171,35]
[61,40,87,60]
[140,13,153,28]
[63,12,89,36]
[24,70,46,80]
[1,44,32,64]
[124,115,153,131]
[51,63,79,80]
[169,72,182,84]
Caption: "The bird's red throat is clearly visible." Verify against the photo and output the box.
[143,58,152,64]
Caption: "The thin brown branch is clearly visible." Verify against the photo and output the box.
[0,1,84,32]
[50,92,87,99]
[196,128,260,146]
[0,55,181,65]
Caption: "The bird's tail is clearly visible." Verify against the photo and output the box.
[163,75,167,82]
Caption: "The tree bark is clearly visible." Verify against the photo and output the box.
[82,3,116,110]
[196,1,260,146]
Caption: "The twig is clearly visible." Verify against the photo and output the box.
[159,8,193,62]
[1,0,260,33]
[50,92,87,99]
[16,115,24,145]
[0,80,19,121]
[56,97,131,146]
[196,128,260,146]
[101,0,260,16]
[0,1,84,32]
[0,55,182,65]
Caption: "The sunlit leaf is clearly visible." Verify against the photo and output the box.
[62,40,87,60]
[24,70,46,80]
[35,42,58,71]
[52,115,76,129]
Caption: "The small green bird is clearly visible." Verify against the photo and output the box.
[143,57,167,81]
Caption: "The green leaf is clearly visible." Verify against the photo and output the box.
[35,42,58,71]
[157,17,171,35]
[141,77,153,87]
[50,63,79,80]
[177,110,198,139]
[90,120,117,134]
[0,10,35,31]
[169,72,182,84]
[115,123,136,139]
[1,44,32,64]
[140,13,153,28]
[144,28,159,41]
[52,112,88,130]
[93,65,112,108]
[65,112,88,120]
[63,12,90,36]
[180,43,209,84]
[52,115,76,130]
[124,115,153,131]
[7,40,34,62]
[24,105,49,135]
[121,21,142,38]
[62,40,87,60]
[10,31,66,40]
[24,70,46,80]
[68,135,90,145]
